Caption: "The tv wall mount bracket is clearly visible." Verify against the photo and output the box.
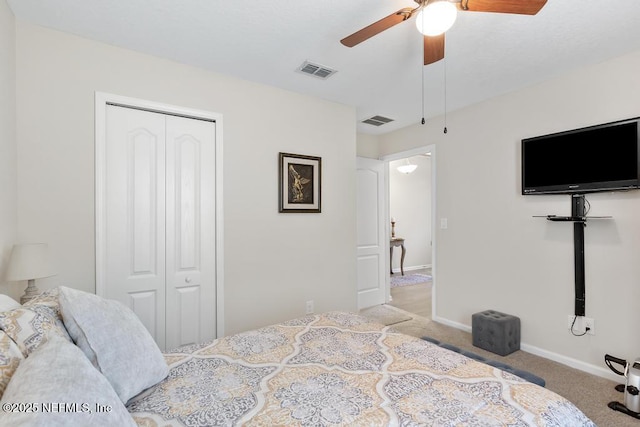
[533,194,611,317]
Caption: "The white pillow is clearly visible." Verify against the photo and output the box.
[0,334,136,426]
[0,295,20,312]
[58,286,168,403]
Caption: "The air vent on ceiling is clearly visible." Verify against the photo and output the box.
[296,61,337,79]
[362,115,395,127]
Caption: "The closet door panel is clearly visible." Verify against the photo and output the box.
[165,115,216,349]
[176,286,201,346]
[105,105,167,349]
[129,291,159,339]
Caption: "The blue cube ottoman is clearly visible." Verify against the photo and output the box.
[472,310,520,356]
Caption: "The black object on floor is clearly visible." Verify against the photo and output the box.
[608,383,640,419]
[422,336,545,387]
[608,401,640,419]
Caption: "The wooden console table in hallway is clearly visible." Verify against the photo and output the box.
[390,237,405,276]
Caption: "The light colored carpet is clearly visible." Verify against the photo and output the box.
[359,304,412,326]
[362,306,634,427]
[390,273,432,288]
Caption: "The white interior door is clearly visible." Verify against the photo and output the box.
[356,157,387,309]
[105,106,167,349]
[103,104,216,350]
[165,115,216,349]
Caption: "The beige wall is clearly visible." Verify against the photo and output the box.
[0,1,17,298]
[15,22,357,335]
[356,133,380,159]
[379,50,640,378]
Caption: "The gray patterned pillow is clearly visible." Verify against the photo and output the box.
[59,286,169,403]
[0,306,71,357]
[0,334,136,426]
[24,288,71,340]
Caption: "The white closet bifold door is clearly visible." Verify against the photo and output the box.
[104,105,216,351]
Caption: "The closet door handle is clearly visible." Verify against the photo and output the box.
[185,276,192,283]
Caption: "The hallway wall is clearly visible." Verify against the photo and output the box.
[389,155,432,271]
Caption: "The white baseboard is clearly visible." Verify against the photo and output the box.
[391,264,432,274]
[431,315,621,383]
[432,315,471,333]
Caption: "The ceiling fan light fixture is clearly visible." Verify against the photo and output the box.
[415,1,458,37]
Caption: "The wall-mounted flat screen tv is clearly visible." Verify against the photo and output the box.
[522,117,640,195]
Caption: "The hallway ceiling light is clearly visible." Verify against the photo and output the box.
[397,159,418,174]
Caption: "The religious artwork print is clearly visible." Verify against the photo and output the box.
[278,153,321,213]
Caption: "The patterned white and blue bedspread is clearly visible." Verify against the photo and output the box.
[127,311,595,426]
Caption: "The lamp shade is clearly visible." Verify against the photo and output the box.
[6,243,55,281]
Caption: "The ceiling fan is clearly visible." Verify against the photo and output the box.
[341,0,547,65]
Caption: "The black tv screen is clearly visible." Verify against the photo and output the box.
[522,117,640,195]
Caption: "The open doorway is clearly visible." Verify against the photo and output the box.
[382,146,435,319]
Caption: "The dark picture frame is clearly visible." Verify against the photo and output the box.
[279,152,321,213]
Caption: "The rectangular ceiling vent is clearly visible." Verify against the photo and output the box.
[362,115,395,126]
[296,61,337,80]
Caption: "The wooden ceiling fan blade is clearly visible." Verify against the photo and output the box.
[424,34,445,65]
[458,0,547,15]
[341,7,415,47]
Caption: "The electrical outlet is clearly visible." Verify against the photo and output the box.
[306,300,314,314]
[584,317,595,335]
[567,315,595,335]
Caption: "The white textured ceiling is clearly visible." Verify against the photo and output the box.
[7,0,640,135]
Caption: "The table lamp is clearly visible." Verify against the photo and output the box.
[6,243,55,304]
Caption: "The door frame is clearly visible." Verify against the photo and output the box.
[94,92,225,337]
[380,144,436,318]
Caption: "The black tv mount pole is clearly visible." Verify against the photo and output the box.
[540,194,612,316]
[572,194,586,317]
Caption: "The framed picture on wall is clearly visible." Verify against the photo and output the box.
[279,152,321,213]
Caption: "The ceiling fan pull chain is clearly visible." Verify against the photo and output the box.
[443,48,448,134]
[421,64,426,125]
[421,11,426,126]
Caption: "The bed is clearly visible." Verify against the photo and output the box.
[0,288,595,426]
